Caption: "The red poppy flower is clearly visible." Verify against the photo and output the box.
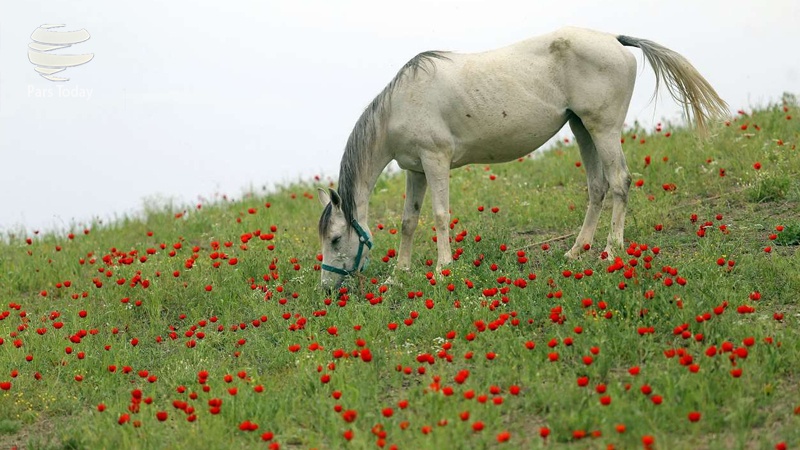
[342,410,357,423]
[497,431,511,443]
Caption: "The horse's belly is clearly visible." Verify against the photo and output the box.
[391,114,567,170]
[449,115,567,167]
[451,135,548,167]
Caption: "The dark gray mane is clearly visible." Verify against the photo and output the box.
[319,51,450,238]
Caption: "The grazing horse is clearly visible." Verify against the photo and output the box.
[317,26,727,288]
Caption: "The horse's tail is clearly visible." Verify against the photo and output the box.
[617,35,728,135]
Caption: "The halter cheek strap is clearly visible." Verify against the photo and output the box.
[321,219,373,277]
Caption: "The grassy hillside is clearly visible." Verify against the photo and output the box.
[1,96,799,450]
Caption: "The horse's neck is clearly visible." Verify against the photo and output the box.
[352,148,393,226]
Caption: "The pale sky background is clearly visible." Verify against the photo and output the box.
[1,1,797,233]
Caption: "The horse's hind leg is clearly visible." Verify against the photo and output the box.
[397,170,427,270]
[590,130,632,257]
[565,115,609,259]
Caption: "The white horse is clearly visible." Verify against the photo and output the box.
[317,27,727,288]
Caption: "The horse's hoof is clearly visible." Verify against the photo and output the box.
[435,259,454,272]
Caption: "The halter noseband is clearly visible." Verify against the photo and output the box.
[321,219,373,277]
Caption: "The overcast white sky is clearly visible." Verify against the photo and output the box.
[1,0,797,233]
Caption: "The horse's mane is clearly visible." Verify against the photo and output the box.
[320,51,450,237]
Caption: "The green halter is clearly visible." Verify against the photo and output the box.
[321,219,372,277]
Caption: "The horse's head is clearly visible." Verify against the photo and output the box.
[317,188,372,290]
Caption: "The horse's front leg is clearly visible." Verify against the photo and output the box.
[397,170,428,270]
[421,153,453,271]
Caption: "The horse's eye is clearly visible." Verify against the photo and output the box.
[331,236,341,246]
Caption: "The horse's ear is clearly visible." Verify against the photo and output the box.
[317,188,331,208]
[329,189,342,208]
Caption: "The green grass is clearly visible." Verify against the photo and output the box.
[1,98,799,450]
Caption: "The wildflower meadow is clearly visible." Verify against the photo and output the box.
[1,98,798,449]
